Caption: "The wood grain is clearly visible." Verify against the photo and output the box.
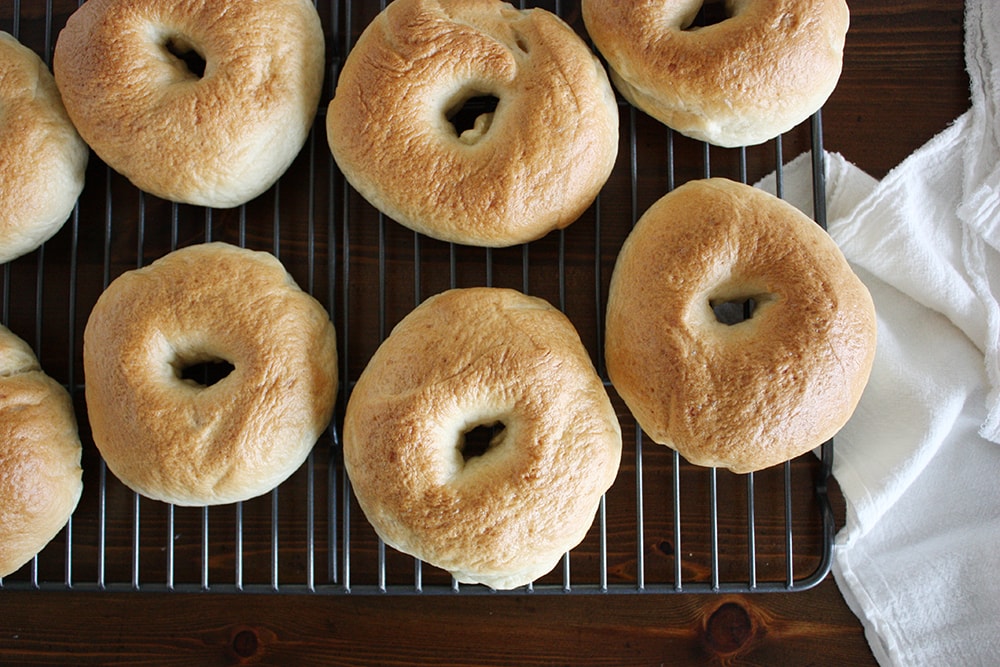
[0,0,969,664]
[1,586,871,666]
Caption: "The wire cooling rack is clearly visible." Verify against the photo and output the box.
[0,0,834,595]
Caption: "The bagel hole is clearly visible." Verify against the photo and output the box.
[512,30,530,55]
[685,0,730,29]
[447,94,500,143]
[177,359,235,387]
[164,36,207,79]
[711,297,757,325]
[460,422,506,462]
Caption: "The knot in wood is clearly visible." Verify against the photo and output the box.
[704,601,754,654]
[231,628,260,659]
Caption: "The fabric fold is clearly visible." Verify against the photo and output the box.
[746,1,1000,659]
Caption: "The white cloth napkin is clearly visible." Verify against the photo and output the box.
[753,2,1000,663]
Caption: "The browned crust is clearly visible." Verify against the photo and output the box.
[82,243,339,506]
[0,325,82,577]
[605,178,876,473]
[327,0,619,247]
[53,0,324,208]
[0,32,88,263]
[343,287,622,589]
[581,0,849,146]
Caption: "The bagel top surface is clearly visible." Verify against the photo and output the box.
[581,0,849,146]
[343,287,622,589]
[0,31,88,263]
[53,0,325,208]
[327,0,619,247]
[605,178,876,473]
[0,325,83,578]
[83,242,338,506]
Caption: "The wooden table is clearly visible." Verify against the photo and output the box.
[0,1,968,664]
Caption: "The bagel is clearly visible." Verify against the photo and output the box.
[605,178,876,473]
[581,0,850,147]
[53,0,325,208]
[344,288,622,589]
[83,242,338,506]
[327,0,619,247]
[0,325,83,578]
[0,32,88,264]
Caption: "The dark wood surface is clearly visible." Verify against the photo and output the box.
[0,1,969,665]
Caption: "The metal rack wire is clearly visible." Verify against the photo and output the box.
[0,0,834,595]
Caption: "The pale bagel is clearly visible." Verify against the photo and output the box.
[582,0,849,147]
[0,32,88,263]
[344,288,622,589]
[83,243,339,506]
[327,0,619,247]
[53,0,325,208]
[605,179,876,473]
[0,325,83,578]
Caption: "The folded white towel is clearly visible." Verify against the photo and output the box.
[750,2,1000,662]
[761,143,1000,665]
[960,0,1000,441]
[758,140,990,536]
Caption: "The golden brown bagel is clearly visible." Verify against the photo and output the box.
[605,178,876,473]
[83,243,338,506]
[0,32,87,263]
[327,0,619,247]
[53,0,324,208]
[344,288,622,589]
[0,325,83,578]
[581,0,849,147]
